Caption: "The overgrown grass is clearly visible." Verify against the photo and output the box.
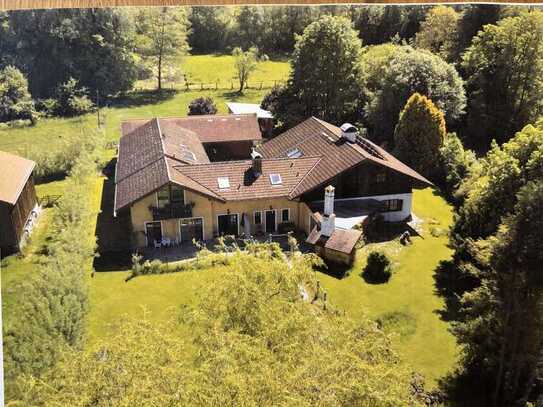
[318,188,457,387]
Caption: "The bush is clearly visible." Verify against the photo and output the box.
[187,96,217,115]
[0,66,38,125]
[363,251,393,284]
[54,77,94,117]
[3,137,105,394]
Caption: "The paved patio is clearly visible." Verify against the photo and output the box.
[140,233,313,263]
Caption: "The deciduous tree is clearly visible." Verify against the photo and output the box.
[415,6,460,62]
[361,46,465,147]
[271,16,363,129]
[135,7,190,91]
[187,96,217,115]
[232,46,258,94]
[462,11,543,151]
[0,65,36,123]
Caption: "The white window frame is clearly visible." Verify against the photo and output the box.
[280,208,290,223]
[253,210,263,225]
[216,213,240,236]
[178,217,205,243]
[144,220,162,247]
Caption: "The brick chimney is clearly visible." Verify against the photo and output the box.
[321,185,336,237]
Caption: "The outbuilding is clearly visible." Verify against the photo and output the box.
[0,151,38,256]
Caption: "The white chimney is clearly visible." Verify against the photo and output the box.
[321,185,336,237]
[251,148,263,177]
[340,123,358,143]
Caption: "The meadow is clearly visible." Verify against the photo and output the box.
[0,54,290,156]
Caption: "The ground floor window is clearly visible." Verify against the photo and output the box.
[281,208,290,222]
[382,199,403,212]
[179,217,203,243]
[254,211,262,225]
[145,221,162,247]
[218,214,239,236]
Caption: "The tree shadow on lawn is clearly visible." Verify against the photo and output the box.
[93,157,134,272]
[107,89,177,109]
[433,259,478,323]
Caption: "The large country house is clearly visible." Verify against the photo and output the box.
[114,114,431,261]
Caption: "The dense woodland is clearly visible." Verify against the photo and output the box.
[1,5,543,405]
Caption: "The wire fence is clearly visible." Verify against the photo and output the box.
[135,79,286,92]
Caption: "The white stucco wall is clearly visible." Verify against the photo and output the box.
[333,192,413,222]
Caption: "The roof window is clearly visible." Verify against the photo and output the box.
[218,177,230,189]
[286,148,302,158]
[269,173,282,185]
[183,150,196,161]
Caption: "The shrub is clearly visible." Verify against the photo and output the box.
[187,96,217,115]
[0,66,38,124]
[363,251,393,283]
[3,136,104,394]
[54,77,94,117]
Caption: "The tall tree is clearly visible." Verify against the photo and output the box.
[232,46,258,93]
[361,45,465,147]
[0,65,36,123]
[4,9,138,98]
[188,7,231,53]
[135,7,190,91]
[394,93,446,178]
[415,6,460,62]
[452,180,543,406]
[270,15,363,130]
[462,11,543,151]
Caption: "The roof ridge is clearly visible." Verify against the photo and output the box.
[288,156,323,199]
[121,113,256,124]
[170,164,226,201]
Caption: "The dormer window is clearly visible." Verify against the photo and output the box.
[269,174,282,185]
[218,177,230,189]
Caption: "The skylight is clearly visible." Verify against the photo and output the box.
[218,177,230,189]
[286,148,302,158]
[269,174,282,185]
[183,150,196,161]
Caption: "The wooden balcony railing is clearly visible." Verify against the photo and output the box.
[149,203,194,221]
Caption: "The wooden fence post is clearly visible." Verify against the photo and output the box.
[200,82,203,91]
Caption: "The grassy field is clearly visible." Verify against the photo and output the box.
[0,54,290,157]
[318,188,457,386]
[87,188,457,388]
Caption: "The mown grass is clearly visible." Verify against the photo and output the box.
[86,189,457,388]
[318,188,457,387]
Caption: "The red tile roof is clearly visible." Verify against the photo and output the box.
[173,157,321,201]
[122,114,262,144]
[258,117,432,198]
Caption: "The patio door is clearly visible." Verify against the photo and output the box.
[145,221,162,247]
[218,214,238,237]
[179,218,204,243]
[265,210,276,234]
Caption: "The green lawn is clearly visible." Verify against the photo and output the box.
[0,54,290,157]
[87,188,457,388]
[318,188,457,386]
